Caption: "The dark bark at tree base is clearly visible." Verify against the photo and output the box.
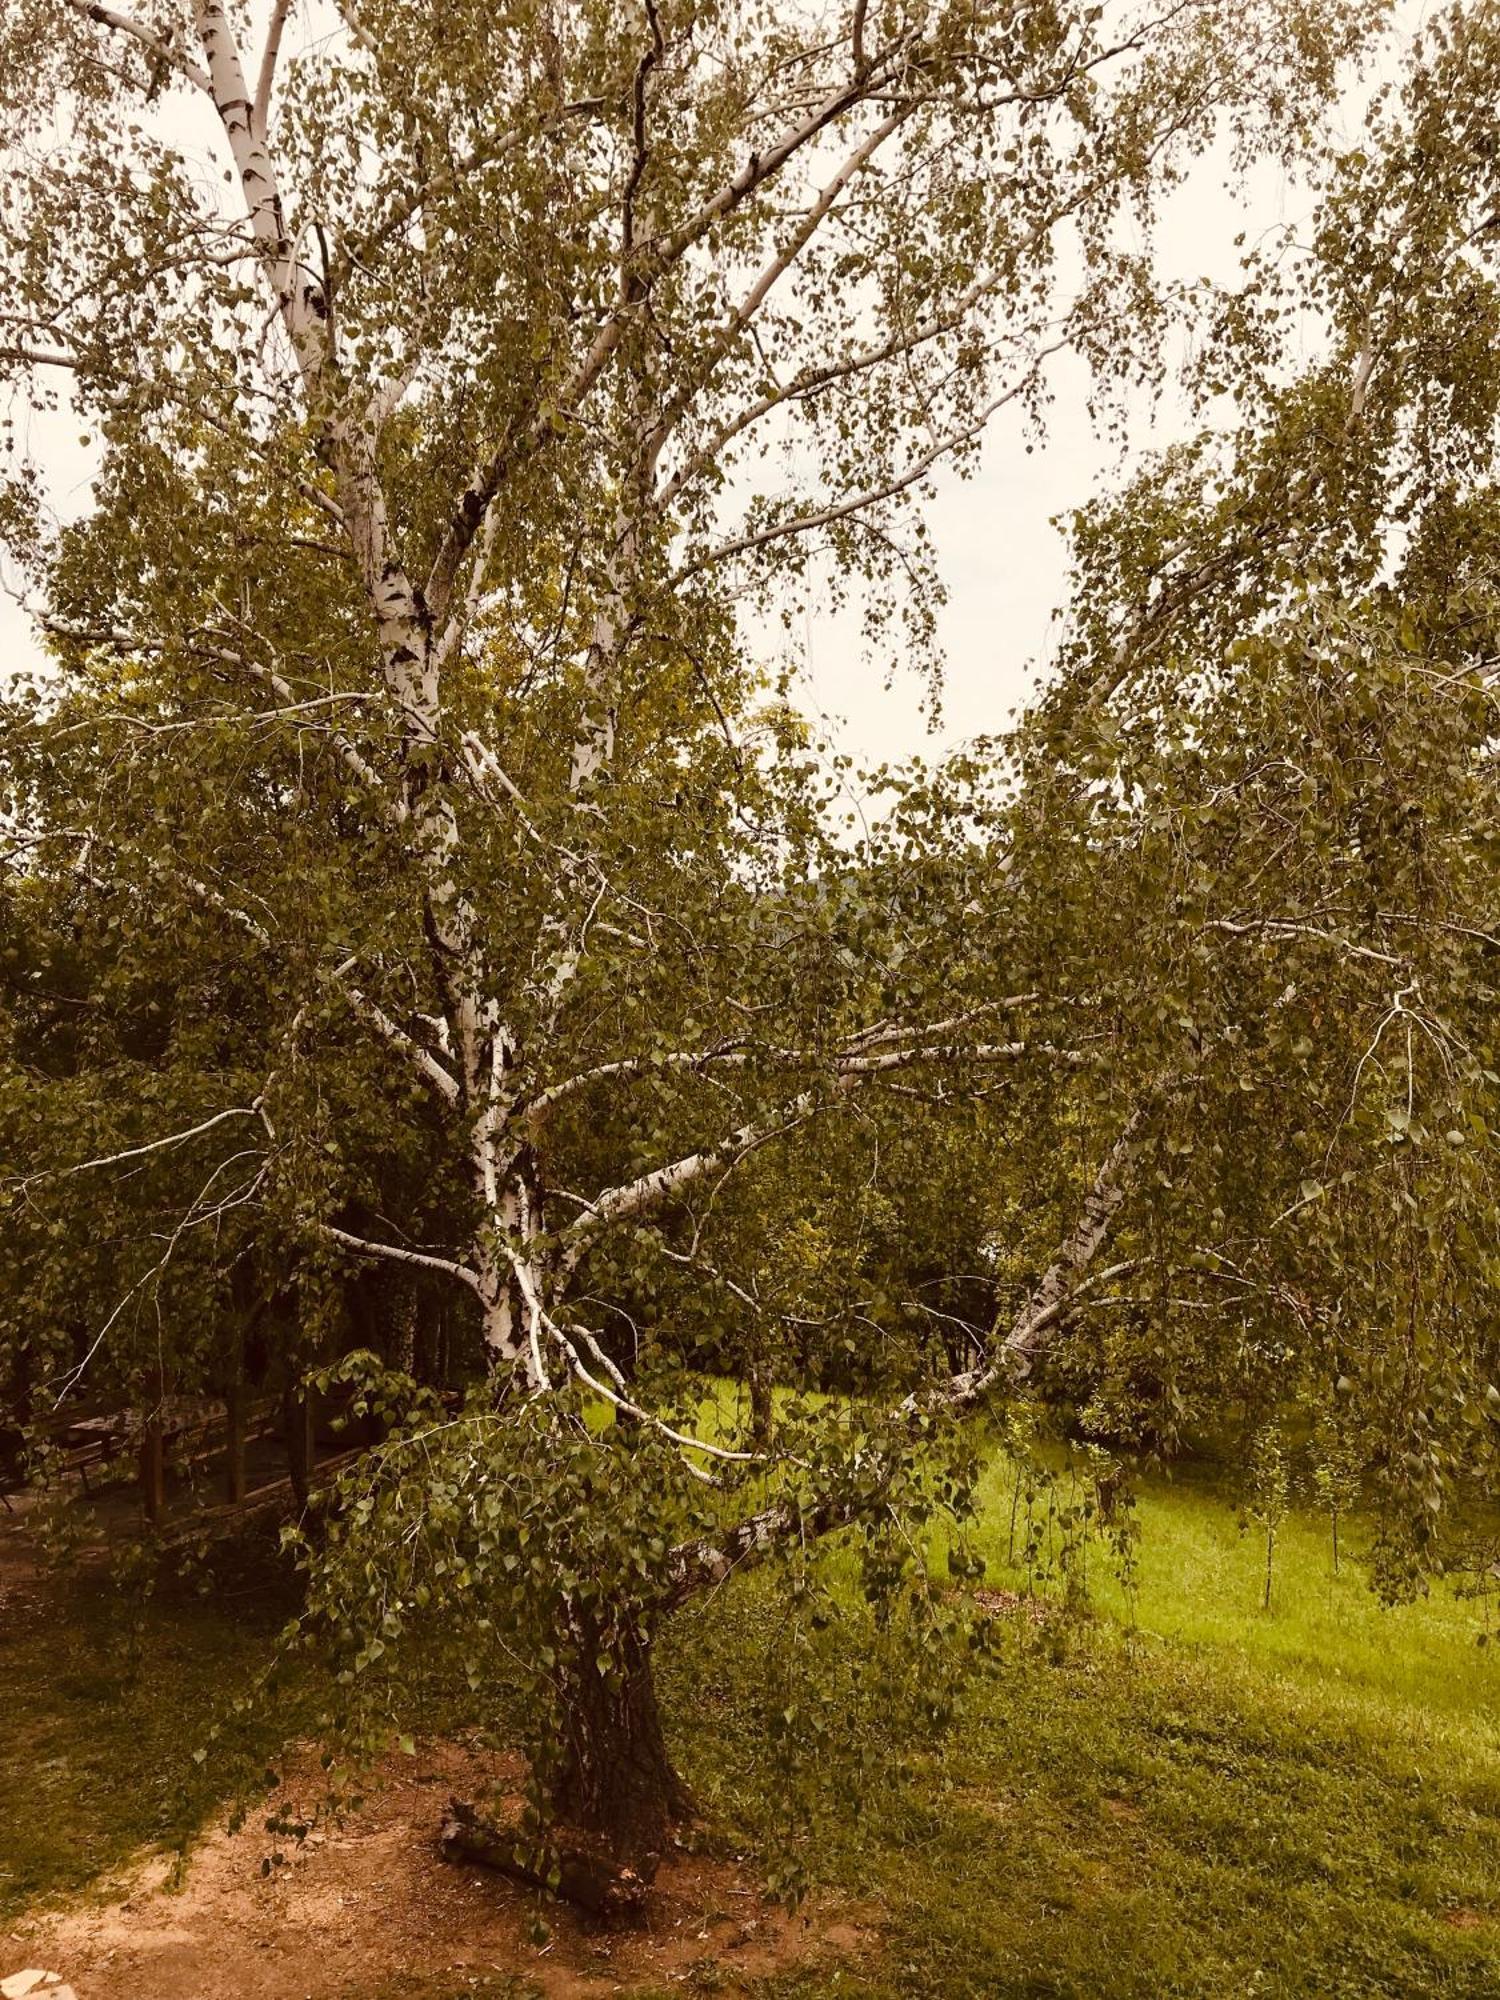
[440,1615,694,1919]
[551,1614,696,1871]
[438,1797,651,1922]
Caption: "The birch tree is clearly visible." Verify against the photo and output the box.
[0,0,1380,1890]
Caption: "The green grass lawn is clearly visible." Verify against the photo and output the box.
[666,1448,1500,1998]
[7,1453,1500,1997]
[972,1449,1500,1735]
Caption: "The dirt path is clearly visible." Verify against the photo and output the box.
[5,1742,870,1999]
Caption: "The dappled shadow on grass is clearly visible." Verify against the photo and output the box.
[0,1539,307,1921]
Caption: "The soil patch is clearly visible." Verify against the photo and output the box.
[6,1741,872,1998]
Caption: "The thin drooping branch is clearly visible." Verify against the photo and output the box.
[237,657,407,828]
[658,167,1120,515]
[653,34,916,270]
[642,103,915,475]
[669,361,1065,588]
[1046,331,1391,730]
[332,95,608,293]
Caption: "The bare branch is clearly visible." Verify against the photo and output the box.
[0,343,82,370]
[1206,916,1407,968]
[559,1040,1091,1261]
[252,0,292,137]
[320,1222,483,1292]
[8,1100,265,1191]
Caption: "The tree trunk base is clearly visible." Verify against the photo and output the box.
[439,1797,652,1922]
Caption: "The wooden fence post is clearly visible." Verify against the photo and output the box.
[224,1365,247,1505]
[284,1381,315,1510]
[139,1410,165,1526]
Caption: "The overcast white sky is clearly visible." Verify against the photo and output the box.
[786,119,1388,767]
[0,6,1421,770]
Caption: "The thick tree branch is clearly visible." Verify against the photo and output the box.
[957,1098,1161,1393]
[320,1223,483,1292]
[328,956,462,1105]
[535,1035,988,1121]
[0,343,82,370]
[1205,916,1407,968]
[559,1040,1091,1260]
[252,0,292,136]
[662,1097,1159,1610]
[620,0,665,300]
[60,0,212,91]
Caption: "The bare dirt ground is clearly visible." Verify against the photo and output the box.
[5,1741,872,1999]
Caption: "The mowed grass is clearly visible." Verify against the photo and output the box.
[971,1448,1500,1732]
[7,1450,1500,1997]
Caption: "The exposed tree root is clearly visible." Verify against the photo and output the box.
[438,1796,652,1923]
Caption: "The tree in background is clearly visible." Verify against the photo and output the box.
[1004,1,1500,1583]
